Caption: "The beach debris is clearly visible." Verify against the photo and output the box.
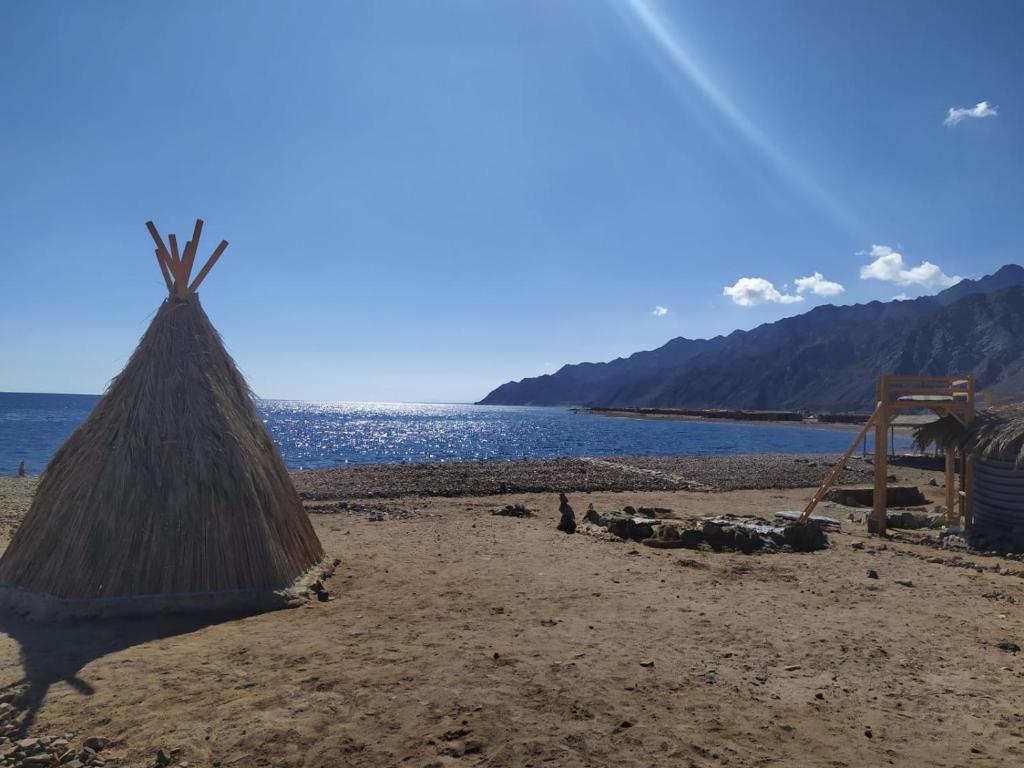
[557,493,577,534]
[643,522,704,549]
[607,516,655,541]
[0,728,117,768]
[895,579,914,587]
[774,510,841,530]
[701,516,828,553]
[583,509,828,553]
[584,503,609,527]
[824,485,927,508]
[639,660,655,668]
[623,505,674,518]
[493,503,533,518]
[886,510,945,530]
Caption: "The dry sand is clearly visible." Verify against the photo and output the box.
[1,457,1023,767]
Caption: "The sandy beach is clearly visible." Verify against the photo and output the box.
[1,455,1023,768]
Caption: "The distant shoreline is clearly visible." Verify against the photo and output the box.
[578,407,909,434]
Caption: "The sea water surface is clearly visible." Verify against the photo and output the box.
[0,392,911,476]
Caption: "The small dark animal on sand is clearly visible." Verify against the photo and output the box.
[557,493,576,534]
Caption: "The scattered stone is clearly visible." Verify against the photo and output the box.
[607,517,655,541]
[850,542,864,550]
[774,511,841,530]
[702,516,828,553]
[639,660,655,668]
[642,522,703,549]
[783,665,802,671]
[866,569,879,579]
[635,506,673,518]
[557,493,577,534]
[895,579,914,588]
[824,485,926,508]
[997,641,1021,653]
[83,737,111,752]
[677,558,705,568]
[583,504,608,527]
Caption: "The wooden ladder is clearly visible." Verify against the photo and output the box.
[798,403,881,523]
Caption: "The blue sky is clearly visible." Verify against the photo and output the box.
[1,1,1021,402]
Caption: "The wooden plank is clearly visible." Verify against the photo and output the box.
[799,403,880,522]
[167,234,183,295]
[886,375,972,384]
[964,455,975,529]
[181,219,204,289]
[145,221,178,287]
[945,451,956,523]
[873,377,888,534]
[188,240,228,293]
[154,248,173,293]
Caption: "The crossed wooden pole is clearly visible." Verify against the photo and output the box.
[145,219,228,300]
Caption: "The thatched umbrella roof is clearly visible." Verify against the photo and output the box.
[0,221,326,618]
[914,405,1024,468]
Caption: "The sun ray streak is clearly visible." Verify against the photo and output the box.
[623,0,858,230]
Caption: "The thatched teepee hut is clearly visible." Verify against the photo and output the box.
[0,220,327,619]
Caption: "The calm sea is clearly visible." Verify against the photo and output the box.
[0,392,911,476]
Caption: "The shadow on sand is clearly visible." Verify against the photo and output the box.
[0,609,258,735]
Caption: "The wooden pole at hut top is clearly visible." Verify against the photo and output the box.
[145,219,228,299]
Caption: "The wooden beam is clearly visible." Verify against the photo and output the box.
[964,455,975,529]
[154,248,173,293]
[145,221,177,294]
[167,234,184,295]
[873,376,888,534]
[799,403,880,522]
[188,240,228,293]
[945,450,956,524]
[181,219,203,289]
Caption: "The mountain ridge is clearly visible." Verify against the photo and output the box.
[478,265,1024,411]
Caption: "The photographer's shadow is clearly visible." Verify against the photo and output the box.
[0,609,256,734]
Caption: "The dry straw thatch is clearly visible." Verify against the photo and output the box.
[0,221,326,618]
[914,405,1024,468]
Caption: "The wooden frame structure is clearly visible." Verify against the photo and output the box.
[145,219,228,300]
[800,375,975,533]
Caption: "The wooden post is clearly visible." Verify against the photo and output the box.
[154,249,173,293]
[964,455,975,529]
[945,449,956,524]
[873,376,888,534]
[188,240,228,293]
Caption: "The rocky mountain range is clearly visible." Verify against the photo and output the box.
[478,265,1024,411]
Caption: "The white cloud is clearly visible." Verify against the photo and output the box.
[794,272,845,297]
[652,305,669,317]
[944,101,998,127]
[723,277,803,307]
[859,245,962,288]
[892,293,911,302]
